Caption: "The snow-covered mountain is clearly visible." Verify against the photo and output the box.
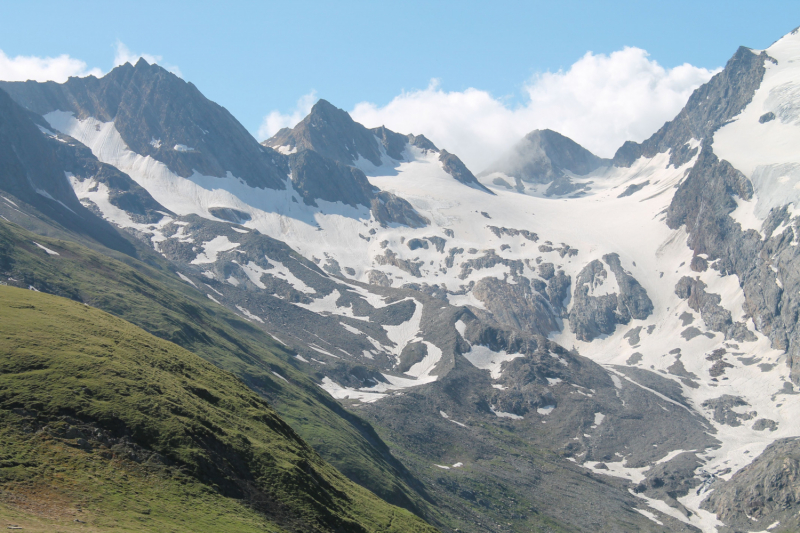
[2,27,800,533]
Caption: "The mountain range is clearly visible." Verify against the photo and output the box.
[1,27,800,533]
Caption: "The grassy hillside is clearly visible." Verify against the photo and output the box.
[0,286,437,533]
[0,218,436,520]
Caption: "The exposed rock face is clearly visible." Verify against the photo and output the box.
[701,437,800,532]
[0,89,77,208]
[602,253,653,321]
[668,160,800,379]
[370,191,429,228]
[285,143,429,226]
[701,395,756,426]
[265,99,492,195]
[438,150,493,193]
[0,59,289,189]
[471,277,559,336]
[617,180,649,198]
[546,269,571,315]
[486,225,538,241]
[374,249,423,277]
[612,40,800,383]
[674,276,755,342]
[633,452,705,517]
[569,260,619,341]
[537,262,555,280]
[481,129,607,184]
[613,46,770,168]
[265,99,387,167]
[371,127,437,159]
[366,269,392,287]
[569,255,653,341]
[0,88,135,254]
[288,149,374,207]
[459,249,524,280]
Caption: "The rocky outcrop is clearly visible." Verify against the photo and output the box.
[370,191,429,228]
[288,149,375,207]
[439,150,493,193]
[458,250,524,280]
[546,269,571,315]
[569,260,619,341]
[569,255,653,341]
[471,277,560,336]
[603,253,653,321]
[486,226,538,242]
[374,249,423,277]
[674,276,755,342]
[701,437,800,532]
[701,395,756,426]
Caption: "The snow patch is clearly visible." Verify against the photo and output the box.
[462,345,524,379]
[236,305,264,323]
[176,272,197,287]
[191,236,240,264]
[32,242,59,255]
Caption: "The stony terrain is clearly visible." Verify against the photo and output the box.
[2,27,800,533]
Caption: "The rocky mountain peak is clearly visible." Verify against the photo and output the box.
[0,61,289,190]
[264,98,386,167]
[264,100,491,193]
[479,128,608,195]
[612,45,769,168]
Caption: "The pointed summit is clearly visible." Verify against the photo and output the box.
[264,99,386,166]
[0,61,288,189]
[480,129,607,195]
[264,99,492,193]
[482,129,606,184]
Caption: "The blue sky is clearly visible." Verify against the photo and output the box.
[2,1,800,167]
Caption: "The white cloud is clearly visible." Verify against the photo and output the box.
[258,90,317,140]
[348,47,719,171]
[113,41,182,78]
[0,49,102,82]
[0,42,182,85]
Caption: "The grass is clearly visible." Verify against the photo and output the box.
[0,286,437,533]
[0,218,437,521]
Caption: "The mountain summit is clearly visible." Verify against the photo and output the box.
[480,129,608,195]
[0,59,289,189]
[265,99,492,193]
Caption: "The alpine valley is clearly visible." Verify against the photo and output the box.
[1,26,800,533]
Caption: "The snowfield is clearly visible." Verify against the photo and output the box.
[38,35,800,530]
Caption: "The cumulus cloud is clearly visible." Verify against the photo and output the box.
[349,47,719,171]
[258,90,318,140]
[0,49,102,82]
[114,41,182,77]
[0,42,182,85]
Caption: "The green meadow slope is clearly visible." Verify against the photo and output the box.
[0,286,437,533]
[0,218,436,520]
